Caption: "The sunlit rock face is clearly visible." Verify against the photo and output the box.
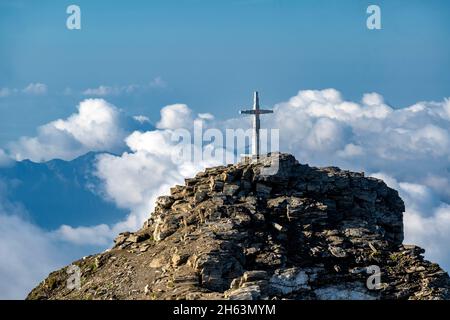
[28,153,449,300]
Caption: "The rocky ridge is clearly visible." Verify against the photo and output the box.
[28,153,450,300]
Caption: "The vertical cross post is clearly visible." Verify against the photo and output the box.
[239,91,274,158]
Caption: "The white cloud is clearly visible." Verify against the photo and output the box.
[336,143,364,158]
[83,77,167,96]
[404,206,450,266]
[83,85,122,96]
[156,104,193,130]
[371,173,450,269]
[0,83,48,97]
[362,92,384,106]
[22,83,47,95]
[53,224,113,246]
[0,214,63,299]
[148,76,167,88]
[8,99,127,162]
[0,181,65,299]
[305,118,347,152]
[133,115,150,124]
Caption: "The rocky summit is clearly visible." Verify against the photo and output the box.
[28,153,450,300]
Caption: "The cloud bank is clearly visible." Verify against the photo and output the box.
[0,83,48,98]
[83,77,167,97]
[0,180,65,299]
[8,99,127,162]
[22,83,47,95]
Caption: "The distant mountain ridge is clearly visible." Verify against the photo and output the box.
[0,152,126,229]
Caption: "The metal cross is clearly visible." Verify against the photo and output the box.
[239,91,273,157]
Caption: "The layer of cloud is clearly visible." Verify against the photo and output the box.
[52,224,113,246]
[0,180,64,299]
[1,78,166,98]
[371,173,450,269]
[132,115,151,124]
[83,77,167,97]
[83,85,122,96]
[22,83,47,95]
[0,83,48,98]
[156,104,193,130]
[0,214,62,299]
[8,99,127,161]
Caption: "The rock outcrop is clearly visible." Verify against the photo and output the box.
[27,153,450,300]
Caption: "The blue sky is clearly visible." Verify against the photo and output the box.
[1,0,450,146]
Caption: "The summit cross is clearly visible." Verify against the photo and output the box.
[239,91,274,158]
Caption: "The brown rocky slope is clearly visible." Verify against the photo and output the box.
[27,153,449,300]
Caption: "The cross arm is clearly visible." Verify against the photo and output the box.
[239,110,256,114]
[258,110,274,114]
